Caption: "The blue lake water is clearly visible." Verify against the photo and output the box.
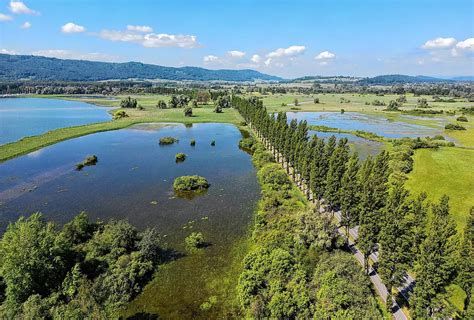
[286,112,442,138]
[0,98,113,145]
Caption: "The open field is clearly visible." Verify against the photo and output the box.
[405,147,474,229]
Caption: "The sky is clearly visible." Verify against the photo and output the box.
[0,0,473,78]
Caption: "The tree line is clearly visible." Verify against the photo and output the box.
[233,96,473,318]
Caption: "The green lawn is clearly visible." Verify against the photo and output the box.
[405,147,474,229]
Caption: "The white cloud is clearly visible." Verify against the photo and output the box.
[32,49,119,62]
[0,13,13,21]
[20,21,31,29]
[126,25,153,33]
[227,50,246,58]
[61,22,86,33]
[422,37,457,49]
[456,38,474,51]
[9,1,39,15]
[315,51,336,60]
[267,45,306,58]
[251,54,261,63]
[203,55,220,63]
[99,29,199,48]
[0,48,17,54]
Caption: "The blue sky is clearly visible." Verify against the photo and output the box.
[0,0,473,78]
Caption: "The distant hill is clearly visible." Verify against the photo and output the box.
[357,74,454,85]
[0,54,281,82]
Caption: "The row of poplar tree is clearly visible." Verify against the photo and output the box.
[232,96,473,318]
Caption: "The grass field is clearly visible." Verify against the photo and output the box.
[405,147,474,229]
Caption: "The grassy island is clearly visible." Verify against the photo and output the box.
[173,175,209,191]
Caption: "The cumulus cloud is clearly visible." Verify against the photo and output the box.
[0,48,17,54]
[61,22,86,33]
[126,25,153,33]
[422,37,457,49]
[99,28,199,48]
[251,54,261,63]
[9,1,39,15]
[315,51,336,60]
[267,45,306,58]
[32,49,119,62]
[20,21,31,29]
[0,13,13,21]
[456,38,474,51]
[227,50,246,58]
[203,55,220,63]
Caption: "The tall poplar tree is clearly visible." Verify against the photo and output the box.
[339,153,360,240]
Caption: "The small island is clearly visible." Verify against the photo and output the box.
[175,153,186,162]
[159,137,178,145]
[173,175,209,191]
[76,155,98,170]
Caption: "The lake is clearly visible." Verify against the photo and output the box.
[0,98,113,145]
[286,111,443,138]
[0,122,259,318]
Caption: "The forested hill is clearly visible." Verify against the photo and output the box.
[358,74,454,85]
[0,54,281,82]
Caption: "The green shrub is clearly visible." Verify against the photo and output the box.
[159,137,178,145]
[184,106,193,117]
[190,139,196,146]
[239,137,255,150]
[185,232,204,251]
[175,153,186,162]
[113,110,128,120]
[211,140,216,146]
[156,100,167,109]
[173,175,210,191]
[120,96,137,108]
[76,155,98,171]
[456,116,468,122]
[314,98,320,104]
[445,123,466,130]
[257,163,291,190]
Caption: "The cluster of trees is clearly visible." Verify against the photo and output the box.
[233,96,473,317]
[237,139,382,318]
[120,96,138,109]
[0,213,164,318]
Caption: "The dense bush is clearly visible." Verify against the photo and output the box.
[457,116,468,122]
[159,137,178,145]
[173,175,209,191]
[76,155,98,170]
[190,139,196,146]
[371,99,385,106]
[175,153,186,162]
[184,106,193,117]
[120,96,138,109]
[156,100,167,109]
[0,213,163,318]
[445,123,466,130]
[238,137,256,151]
[113,110,129,120]
[184,232,204,252]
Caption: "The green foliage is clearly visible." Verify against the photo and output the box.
[312,252,382,319]
[120,96,138,109]
[173,175,210,191]
[445,123,466,130]
[184,106,193,117]
[417,97,429,108]
[156,100,167,109]
[210,140,216,146]
[158,136,178,145]
[238,137,256,151]
[371,99,386,106]
[385,100,400,111]
[314,98,319,104]
[456,116,468,122]
[185,232,205,252]
[257,163,291,191]
[175,153,186,162]
[169,95,190,108]
[76,155,98,170]
[0,213,163,317]
[113,110,129,120]
[190,139,196,146]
